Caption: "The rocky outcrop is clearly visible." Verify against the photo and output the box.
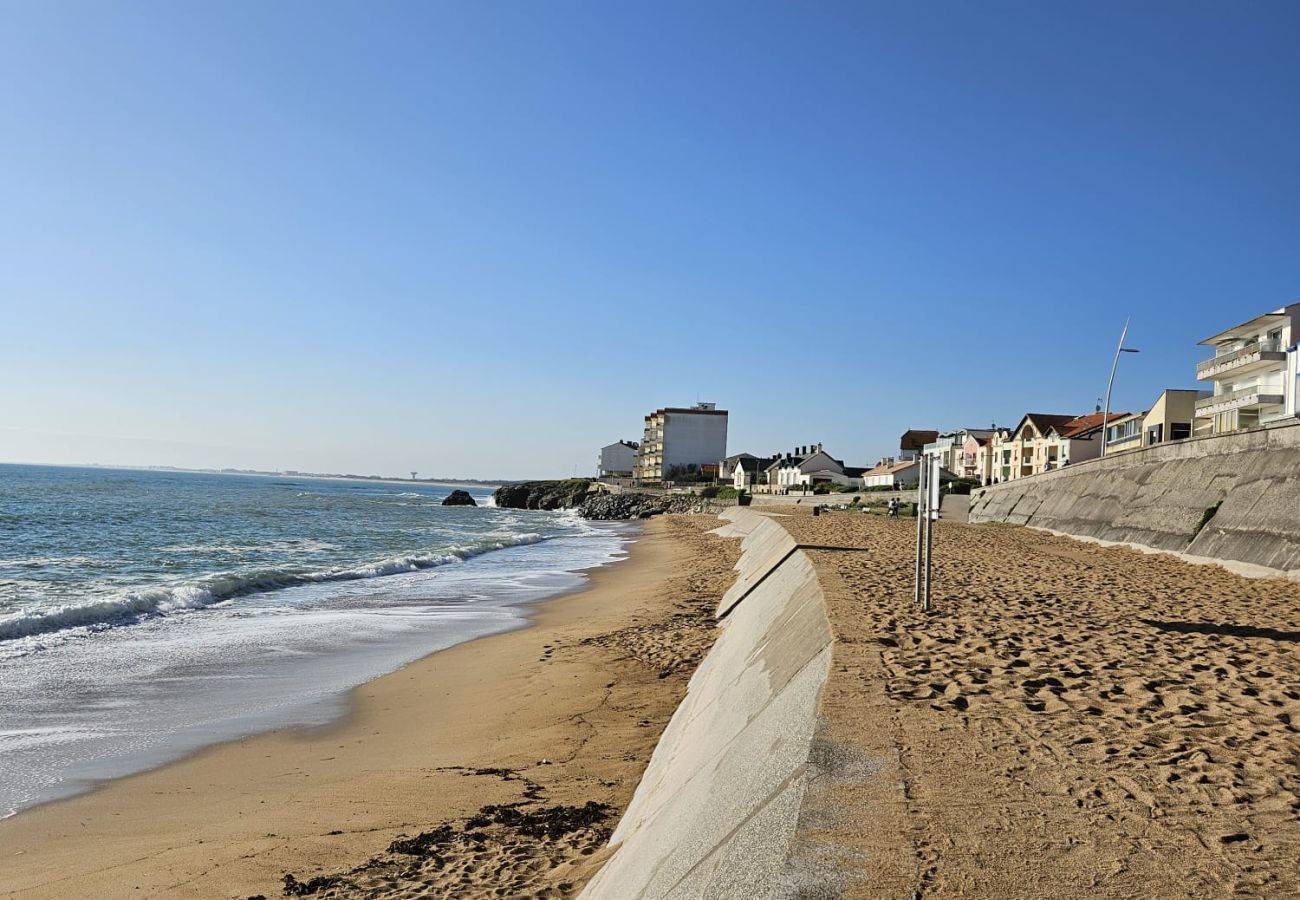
[441,490,478,507]
[492,480,716,520]
[492,480,593,511]
[577,492,710,520]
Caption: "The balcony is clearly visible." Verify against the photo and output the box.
[1195,385,1285,416]
[1196,339,1287,380]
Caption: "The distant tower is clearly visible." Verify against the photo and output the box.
[410,471,418,480]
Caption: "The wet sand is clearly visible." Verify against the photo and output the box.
[0,515,738,900]
[772,509,1300,898]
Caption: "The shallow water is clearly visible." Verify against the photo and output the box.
[0,465,630,816]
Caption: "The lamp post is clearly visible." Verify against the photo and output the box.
[1100,318,1141,458]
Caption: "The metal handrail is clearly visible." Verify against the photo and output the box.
[1196,384,1285,410]
[1197,339,1284,374]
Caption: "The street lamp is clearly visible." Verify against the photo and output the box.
[1100,317,1141,458]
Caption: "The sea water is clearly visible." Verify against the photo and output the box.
[0,464,630,817]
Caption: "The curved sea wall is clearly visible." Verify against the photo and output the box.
[969,420,1300,573]
[581,509,833,899]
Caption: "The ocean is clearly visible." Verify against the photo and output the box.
[0,464,631,817]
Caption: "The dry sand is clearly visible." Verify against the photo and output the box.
[772,509,1300,898]
[0,515,738,900]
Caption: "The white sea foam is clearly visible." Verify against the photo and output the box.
[0,533,549,647]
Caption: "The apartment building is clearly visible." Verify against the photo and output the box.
[964,428,1010,484]
[1103,389,1208,455]
[597,440,639,478]
[1005,412,1122,479]
[1195,303,1300,434]
[923,428,1000,480]
[633,403,729,482]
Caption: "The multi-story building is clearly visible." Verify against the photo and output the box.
[985,430,1015,484]
[898,430,939,462]
[633,403,729,482]
[1104,389,1208,455]
[924,428,1000,479]
[1102,412,1147,455]
[963,428,1010,483]
[1144,389,1208,445]
[1006,412,1123,479]
[1195,303,1300,434]
[597,440,639,478]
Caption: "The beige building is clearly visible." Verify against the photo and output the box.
[1006,412,1122,479]
[1103,389,1209,454]
[1102,412,1146,455]
[1144,389,1206,445]
[1195,304,1300,434]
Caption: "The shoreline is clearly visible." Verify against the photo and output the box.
[0,514,739,899]
[0,515,632,820]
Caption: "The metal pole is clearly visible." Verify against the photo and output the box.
[924,456,938,613]
[914,458,926,607]
[1100,318,1130,459]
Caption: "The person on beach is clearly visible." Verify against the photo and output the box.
[887,497,899,517]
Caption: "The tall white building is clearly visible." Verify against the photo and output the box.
[1196,303,1300,434]
[634,403,729,482]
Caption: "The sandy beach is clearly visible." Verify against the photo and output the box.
[0,515,739,900]
[770,508,1300,898]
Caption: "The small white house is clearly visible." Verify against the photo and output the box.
[598,440,639,478]
[862,459,922,489]
[731,456,774,490]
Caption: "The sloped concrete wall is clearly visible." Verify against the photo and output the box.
[581,509,832,900]
[969,420,1300,571]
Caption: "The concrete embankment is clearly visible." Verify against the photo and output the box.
[581,509,833,899]
[970,420,1300,574]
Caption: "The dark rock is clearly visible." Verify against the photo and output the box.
[492,480,714,520]
[282,873,345,896]
[492,480,592,510]
[441,489,478,507]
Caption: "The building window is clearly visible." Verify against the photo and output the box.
[1170,423,1192,440]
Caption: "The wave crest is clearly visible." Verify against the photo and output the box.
[0,533,547,644]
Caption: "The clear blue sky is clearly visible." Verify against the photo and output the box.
[2,1,1297,478]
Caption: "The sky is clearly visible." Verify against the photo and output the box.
[2,1,1298,479]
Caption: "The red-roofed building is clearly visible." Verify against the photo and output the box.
[1004,411,1129,480]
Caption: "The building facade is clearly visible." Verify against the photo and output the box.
[1006,412,1120,479]
[634,403,729,482]
[1195,304,1300,434]
[598,440,639,477]
[862,459,922,489]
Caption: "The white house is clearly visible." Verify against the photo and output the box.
[598,440,639,478]
[761,444,863,491]
[731,456,775,490]
[862,459,922,489]
[1195,303,1300,434]
[634,403,729,482]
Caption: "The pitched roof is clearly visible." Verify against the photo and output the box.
[736,456,775,473]
[1056,411,1130,438]
[1013,413,1077,438]
[864,459,919,477]
[843,466,868,478]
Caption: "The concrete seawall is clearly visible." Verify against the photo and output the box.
[970,420,1300,573]
[581,509,833,899]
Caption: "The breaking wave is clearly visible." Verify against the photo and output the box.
[0,533,545,644]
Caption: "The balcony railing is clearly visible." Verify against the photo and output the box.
[1197,339,1286,376]
[1196,385,1286,413]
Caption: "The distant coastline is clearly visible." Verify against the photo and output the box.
[2,461,515,490]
